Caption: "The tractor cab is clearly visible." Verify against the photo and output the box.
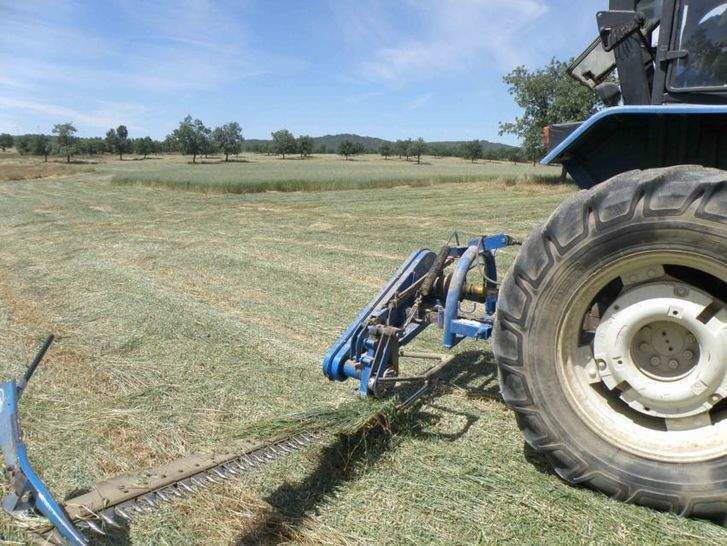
[570,0,727,107]
[543,0,727,188]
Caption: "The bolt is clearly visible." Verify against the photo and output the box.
[668,359,679,369]
[650,356,661,367]
[597,360,607,372]
[641,327,652,337]
[639,342,650,352]
[683,350,693,361]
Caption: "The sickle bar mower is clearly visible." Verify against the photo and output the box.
[322,234,519,398]
[0,234,519,544]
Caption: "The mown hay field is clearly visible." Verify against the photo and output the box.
[108,153,562,194]
[0,158,724,545]
[0,153,95,181]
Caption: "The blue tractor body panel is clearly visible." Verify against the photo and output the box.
[542,105,727,189]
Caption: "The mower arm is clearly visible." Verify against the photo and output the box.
[0,336,87,546]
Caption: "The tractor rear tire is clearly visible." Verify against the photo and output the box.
[494,166,727,524]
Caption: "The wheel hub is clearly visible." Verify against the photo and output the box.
[593,281,726,421]
[631,321,700,381]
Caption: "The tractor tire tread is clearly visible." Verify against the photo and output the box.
[494,165,727,525]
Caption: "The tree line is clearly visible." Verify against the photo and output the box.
[1,57,595,167]
[8,124,167,163]
[4,123,522,164]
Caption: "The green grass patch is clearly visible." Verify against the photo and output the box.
[109,154,563,194]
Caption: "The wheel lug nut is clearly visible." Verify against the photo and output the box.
[650,357,660,367]
[641,327,651,337]
[683,350,693,361]
[639,343,650,352]
[668,359,679,369]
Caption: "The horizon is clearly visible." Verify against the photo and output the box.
[1,0,604,145]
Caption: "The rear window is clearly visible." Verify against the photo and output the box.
[670,0,727,90]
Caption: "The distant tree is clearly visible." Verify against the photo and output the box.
[393,139,406,159]
[105,125,130,160]
[506,148,523,163]
[429,143,444,158]
[134,137,154,159]
[52,123,77,163]
[410,137,427,164]
[315,144,328,154]
[0,133,13,151]
[201,128,216,158]
[163,133,179,153]
[499,58,599,163]
[15,136,32,155]
[105,129,118,156]
[271,129,297,158]
[297,135,314,158]
[404,138,414,160]
[172,116,209,163]
[338,140,364,160]
[29,134,51,162]
[338,140,355,160]
[212,122,243,162]
[379,142,392,160]
[116,125,129,159]
[462,140,483,163]
[76,137,103,156]
[87,137,106,155]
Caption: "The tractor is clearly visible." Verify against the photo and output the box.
[0,1,724,543]
[324,0,726,524]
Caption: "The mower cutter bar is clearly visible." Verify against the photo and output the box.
[32,431,324,545]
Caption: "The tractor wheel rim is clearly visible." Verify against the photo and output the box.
[557,250,727,463]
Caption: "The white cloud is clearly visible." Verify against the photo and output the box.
[406,92,435,110]
[339,0,549,82]
[0,97,148,132]
[0,0,303,94]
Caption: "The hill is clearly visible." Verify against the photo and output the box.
[245,134,518,154]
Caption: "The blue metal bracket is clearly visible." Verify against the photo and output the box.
[322,234,515,397]
[0,337,87,545]
[442,245,479,348]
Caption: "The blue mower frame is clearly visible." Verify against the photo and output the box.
[322,234,517,398]
[0,336,88,545]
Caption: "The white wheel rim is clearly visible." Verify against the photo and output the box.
[558,251,727,463]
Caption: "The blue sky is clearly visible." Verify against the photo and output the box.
[0,0,605,145]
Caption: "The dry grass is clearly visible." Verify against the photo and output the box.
[0,170,723,545]
[0,160,95,181]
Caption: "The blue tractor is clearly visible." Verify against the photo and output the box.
[324,0,726,523]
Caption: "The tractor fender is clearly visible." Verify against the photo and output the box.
[542,105,727,189]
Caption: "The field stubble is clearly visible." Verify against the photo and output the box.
[0,154,95,181]
[0,156,723,544]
